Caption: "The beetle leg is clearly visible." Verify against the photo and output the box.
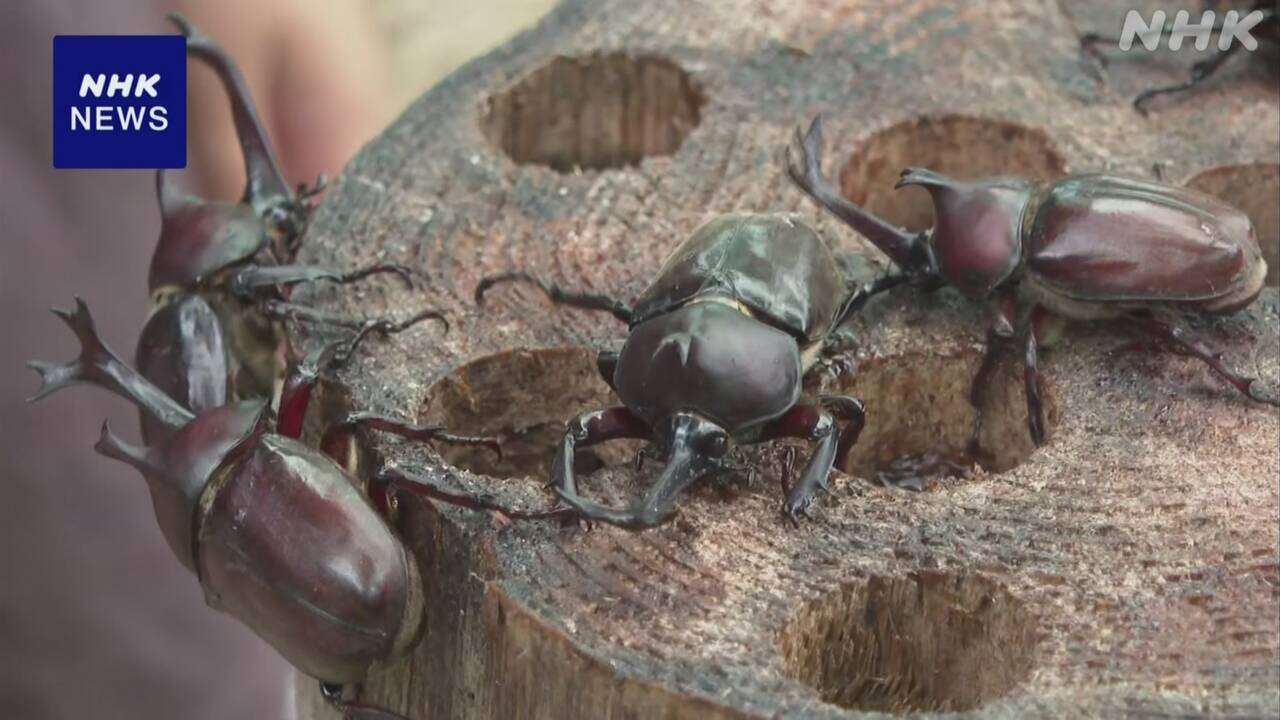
[778,445,798,499]
[1131,316,1280,408]
[474,272,633,324]
[319,680,410,720]
[706,455,756,492]
[968,294,1019,456]
[227,262,414,300]
[327,412,502,459]
[760,396,865,524]
[827,272,912,336]
[260,299,435,332]
[1134,42,1244,114]
[375,466,573,522]
[823,394,868,471]
[277,309,447,439]
[1022,311,1047,446]
[966,326,1007,458]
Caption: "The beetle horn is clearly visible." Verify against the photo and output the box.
[168,13,292,209]
[786,116,933,275]
[895,167,955,190]
[554,412,721,530]
[631,426,710,526]
[27,298,195,431]
[94,420,165,477]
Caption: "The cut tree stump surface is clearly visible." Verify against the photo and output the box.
[292,1,1280,717]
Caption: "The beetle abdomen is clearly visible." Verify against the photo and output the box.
[1027,175,1264,310]
[196,434,421,683]
[631,213,844,342]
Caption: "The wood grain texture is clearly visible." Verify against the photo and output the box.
[292,0,1280,717]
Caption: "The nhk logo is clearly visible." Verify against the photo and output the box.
[1118,9,1268,52]
[53,35,186,168]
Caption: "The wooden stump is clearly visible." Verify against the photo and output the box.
[292,0,1280,717]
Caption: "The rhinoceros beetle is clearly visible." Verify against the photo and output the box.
[28,299,518,720]
[138,15,410,443]
[1080,1,1278,114]
[475,213,869,529]
[787,116,1276,453]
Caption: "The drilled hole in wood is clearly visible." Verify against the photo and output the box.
[816,350,1057,477]
[1185,162,1280,287]
[479,52,705,172]
[840,115,1066,232]
[419,347,638,480]
[779,571,1038,714]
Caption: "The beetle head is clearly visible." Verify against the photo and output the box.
[896,168,1032,299]
[634,412,730,525]
[148,15,303,292]
[148,169,271,291]
[95,400,270,571]
[555,411,729,530]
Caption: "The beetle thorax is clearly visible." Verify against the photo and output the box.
[613,301,802,435]
[899,169,1033,299]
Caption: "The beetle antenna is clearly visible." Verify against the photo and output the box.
[27,298,195,431]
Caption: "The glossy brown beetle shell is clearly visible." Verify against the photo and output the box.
[114,398,421,682]
[138,400,268,572]
[135,294,231,444]
[1027,175,1266,313]
[631,213,844,341]
[197,432,422,683]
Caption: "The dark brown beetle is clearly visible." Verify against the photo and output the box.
[1080,1,1278,113]
[138,15,410,443]
[787,116,1276,451]
[28,299,513,720]
[475,213,869,529]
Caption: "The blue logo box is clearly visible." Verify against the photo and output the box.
[53,35,186,169]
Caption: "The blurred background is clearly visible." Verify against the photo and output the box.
[0,1,551,717]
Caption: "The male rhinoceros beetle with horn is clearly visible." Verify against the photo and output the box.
[787,116,1276,452]
[137,15,410,443]
[28,299,522,720]
[475,213,870,529]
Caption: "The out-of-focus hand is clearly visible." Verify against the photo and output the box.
[172,0,392,199]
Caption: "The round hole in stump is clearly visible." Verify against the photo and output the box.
[840,115,1066,232]
[419,347,637,479]
[818,350,1057,476]
[1185,163,1280,287]
[779,571,1038,714]
[480,52,705,172]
